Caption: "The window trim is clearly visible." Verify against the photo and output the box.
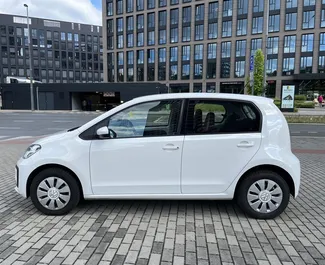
[182,98,263,135]
[79,99,187,140]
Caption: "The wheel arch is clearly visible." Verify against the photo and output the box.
[234,164,295,197]
[26,164,84,199]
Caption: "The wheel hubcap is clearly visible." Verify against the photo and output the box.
[247,179,283,214]
[37,177,71,210]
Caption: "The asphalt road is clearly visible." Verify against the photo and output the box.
[0,112,325,141]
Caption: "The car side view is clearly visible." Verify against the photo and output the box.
[15,93,301,219]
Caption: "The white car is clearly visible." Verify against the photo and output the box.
[15,93,300,219]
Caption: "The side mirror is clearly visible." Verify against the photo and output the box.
[96,126,117,139]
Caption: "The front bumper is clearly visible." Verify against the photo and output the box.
[14,158,34,199]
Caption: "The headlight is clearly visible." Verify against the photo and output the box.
[23,144,41,159]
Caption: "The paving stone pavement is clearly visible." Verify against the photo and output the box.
[0,138,325,265]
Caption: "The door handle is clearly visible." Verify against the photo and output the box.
[237,141,254,148]
[163,144,179,151]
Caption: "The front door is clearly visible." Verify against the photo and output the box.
[181,99,262,194]
[89,99,184,195]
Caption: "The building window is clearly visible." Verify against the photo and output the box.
[267,37,279,55]
[148,13,155,28]
[159,0,167,7]
[237,19,247,36]
[220,61,230,78]
[284,35,296,53]
[147,0,155,9]
[285,13,297,31]
[159,48,166,62]
[171,0,178,5]
[301,34,314,52]
[195,44,203,60]
[117,35,123,48]
[107,2,113,16]
[158,65,166,80]
[300,56,313,73]
[195,4,205,21]
[252,17,263,34]
[137,50,144,64]
[236,40,246,57]
[286,0,297,8]
[127,68,134,81]
[207,43,217,59]
[127,16,134,31]
[117,18,123,32]
[223,0,233,17]
[170,47,178,62]
[159,30,167,44]
[137,32,144,46]
[182,27,191,42]
[320,33,325,52]
[147,31,155,46]
[321,10,325,28]
[266,59,277,76]
[182,64,190,80]
[221,42,231,58]
[127,0,133,12]
[251,38,262,56]
[194,63,203,79]
[222,21,232,37]
[182,45,191,61]
[170,65,178,80]
[147,50,155,80]
[269,0,280,10]
[127,34,134,48]
[253,0,264,12]
[318,56,325,73]
[183,7,192,23]
[127,51,134,65]
[209,2,219,19]
[137,0,144,10]
[269,15,280,32]
[159,11,167,27]
[171,9,179,25]
[208,23,218,39]
[207,61,216,79]
[302,11,315,29]
[238,0,248,14]
[137,15,144,29]
[170,28,178,43]
[235,61,245,77]
[303,0,315,6]
[195,25,204,40]
[282,58,295,75]
[117,0,123,15]
[118,52,124,65]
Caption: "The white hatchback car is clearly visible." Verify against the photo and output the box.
[15,93,300,219]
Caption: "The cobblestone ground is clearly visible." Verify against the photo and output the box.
[0,137,325,265]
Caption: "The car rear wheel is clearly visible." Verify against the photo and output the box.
[30,168,80,215]
[236,170,290,219]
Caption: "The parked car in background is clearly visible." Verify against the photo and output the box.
[15,93,301,219]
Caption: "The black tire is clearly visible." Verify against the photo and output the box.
[30,168,80,215]
[236,170,290,219]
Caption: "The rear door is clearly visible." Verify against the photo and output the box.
[181,99,262,194]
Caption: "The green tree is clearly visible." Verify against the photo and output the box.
[246,49,265,96]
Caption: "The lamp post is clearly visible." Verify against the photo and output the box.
[262,0,269,97]
[24,3,35,111]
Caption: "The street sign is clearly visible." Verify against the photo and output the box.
[250,55,254,72]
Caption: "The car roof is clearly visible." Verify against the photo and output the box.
[130,93,273,105]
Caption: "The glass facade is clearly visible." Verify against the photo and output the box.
[0,14,103,83]
[104,0,325,96]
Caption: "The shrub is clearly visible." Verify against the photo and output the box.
[295,102,315,108]
[294,95,307,101]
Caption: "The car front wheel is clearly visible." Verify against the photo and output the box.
[30,168,80,215]
[236,170,290,219]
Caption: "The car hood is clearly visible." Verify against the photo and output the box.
[33,127,79,145]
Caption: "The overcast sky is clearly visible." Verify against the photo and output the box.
[0,0,102,25]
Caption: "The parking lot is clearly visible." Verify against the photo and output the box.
[0,137,325,265]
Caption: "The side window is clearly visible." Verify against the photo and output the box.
[105,100,182,138]
[186,100,261,134]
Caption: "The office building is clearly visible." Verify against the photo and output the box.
[0,13,103,84]
[102,0,325,98]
